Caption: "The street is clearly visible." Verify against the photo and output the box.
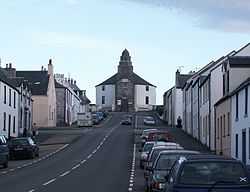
[0,112,212,192]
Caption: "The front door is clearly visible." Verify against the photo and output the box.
[121,98,128,112]
[242,130,246,164]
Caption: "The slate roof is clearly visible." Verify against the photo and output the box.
[80,94,91,105]
[55,80,65,89]
[176,74,192,89]
[0,69,19,91]
[96,72,156,87]
[16,71,49,95]
[230,77,250,96]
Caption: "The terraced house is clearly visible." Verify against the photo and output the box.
[0,69,19,139]
[16,59,56,128]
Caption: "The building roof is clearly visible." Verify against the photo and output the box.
[96,72,156,87]
[16,71,49,95]
[55,80,65,89]
[176,74,192,89]
[0,69,19,91]
[80,92,91,105]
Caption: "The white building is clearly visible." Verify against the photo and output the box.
[96,49,156,112]
[231,78,250,165]
[0,69,19,139]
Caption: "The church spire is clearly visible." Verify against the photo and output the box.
[118,49,133,76]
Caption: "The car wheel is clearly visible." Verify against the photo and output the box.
[3,161,8,168]
[30,151,35,159]
[140,161,144,169]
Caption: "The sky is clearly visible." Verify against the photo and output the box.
[0,0,250,104]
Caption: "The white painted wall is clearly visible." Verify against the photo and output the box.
[231,85,250,165]
[192,82,199,139]
[0,81,19,138]
[96,85,115,111]
[199,80,210,147]
[134,85,156,111]
[186,86,192,135]
[175,88,183,125]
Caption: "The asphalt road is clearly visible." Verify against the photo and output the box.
[0,113,134,192]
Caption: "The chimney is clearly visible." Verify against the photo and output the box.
[4,63,16,78]
[83,90,86,96]
[79,90,83,96]
[74,80,76,85]
[41,66,44,71]
[175,69,180,85]
[71,79,73,84]
[48,59,54,75]
[68,78,70,84]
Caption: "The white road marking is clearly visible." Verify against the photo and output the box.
[28,189,35,192]
[72,164,81,170]
[128,144,136,192]
[43,178,57,186]
[60,171,71,177]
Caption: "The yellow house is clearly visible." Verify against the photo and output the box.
[16,59,56,128]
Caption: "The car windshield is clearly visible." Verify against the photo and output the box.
[179,162,248,185]
[155,154,180,170]
[143,143,154,152]
[11,139,29,146]
[150,148,165,162]
[146,117,154,121]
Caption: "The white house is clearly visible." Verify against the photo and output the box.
[96,49,156,112]
[231,78,250,165]
[163,70,191,126]
[0,69,19,139]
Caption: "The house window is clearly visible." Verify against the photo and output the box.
[146,85,149,91]
[227,71,229,93]
[223,115,226,137]
[3,112,6,131]
[4,86,6,104]
[13,116,15,133]
[102,96,105,105]
[245,87,248,116]
[20,109,23,129]
[236,93,239,120]
[145,96,149,105]
[227,112,230,136]
[102,85,105,91]
[223,74,225,96]
[8,115,11,136]
[9,89,11,107]
[235,134,238,158]
[14,92,16,109]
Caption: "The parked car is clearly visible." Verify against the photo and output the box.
[143,145,184,185]
[0,135,9,168]
[92,113,100,125]
[140,141,174,169]
[121,117,132,125]
[164,155,250,192]
[147,131,173,143]
[147,150,199,192]
[9,137,39,159]
[141,129,158,148]
[144,116,156,125]
[96,112,104,121]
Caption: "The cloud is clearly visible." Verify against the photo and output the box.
[125,0,250,33]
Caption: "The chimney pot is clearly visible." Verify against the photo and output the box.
[6,64,8,68]
[74,80,76,85]
[49,59,52,65]
[9,63,12,68]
